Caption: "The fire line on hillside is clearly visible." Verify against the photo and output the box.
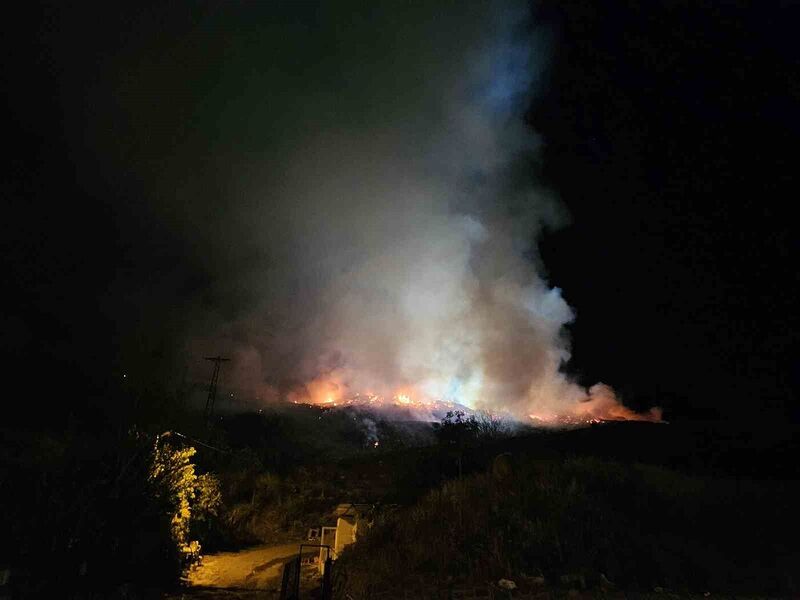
[291,386,662,427]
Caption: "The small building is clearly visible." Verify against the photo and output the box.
[315,503,373,573]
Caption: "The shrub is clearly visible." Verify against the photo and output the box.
[333,457,799,597]
[0,427,220,596]
[149,438,221,569]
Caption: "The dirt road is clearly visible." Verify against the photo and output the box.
[187,541,310,591]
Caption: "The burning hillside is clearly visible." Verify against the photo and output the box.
[287,375,661,427]
[295,391,471,418]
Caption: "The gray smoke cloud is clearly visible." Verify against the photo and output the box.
[90,1,657,422]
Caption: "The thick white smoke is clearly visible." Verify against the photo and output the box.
[178,1,657,423]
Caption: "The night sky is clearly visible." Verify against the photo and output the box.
[2,1,798,427]
[532,1,799,423]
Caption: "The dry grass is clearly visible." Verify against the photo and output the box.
[333,457,798,598]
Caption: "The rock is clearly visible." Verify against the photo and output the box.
[654,586,664,593]
[498,578,517,590]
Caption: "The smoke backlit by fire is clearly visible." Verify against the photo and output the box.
[187,2,661,428]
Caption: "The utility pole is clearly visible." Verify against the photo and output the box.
[203,356,230,424]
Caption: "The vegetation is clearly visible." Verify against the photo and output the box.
[434,410,515,446]
[149,438,221,568]
[196,406,440,549]
[334,456,799,597]
[0,426,220,596]
[3,399,797,598]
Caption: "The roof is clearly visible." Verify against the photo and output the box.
[334,503,374,518]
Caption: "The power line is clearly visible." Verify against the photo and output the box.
[159,430,229,454]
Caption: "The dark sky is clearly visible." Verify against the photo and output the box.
[531,1,799,422]
[2,1,797,426]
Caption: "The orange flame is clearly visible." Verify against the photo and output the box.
[290,375,661,427]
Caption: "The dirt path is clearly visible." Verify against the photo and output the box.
[186,541,310,591]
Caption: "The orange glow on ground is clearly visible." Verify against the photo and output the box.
[289,375,661,427]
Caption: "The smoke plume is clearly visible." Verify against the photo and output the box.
[94,1,657,422]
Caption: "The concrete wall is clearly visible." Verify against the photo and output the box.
[333,516,357,558]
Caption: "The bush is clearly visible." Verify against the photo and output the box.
[333,457,799,597]
[149,437,221,569]
[0,427,220,596]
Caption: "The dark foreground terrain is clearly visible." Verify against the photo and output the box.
[1,405,798,598]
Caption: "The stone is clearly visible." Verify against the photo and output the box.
[497,578,517,590]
